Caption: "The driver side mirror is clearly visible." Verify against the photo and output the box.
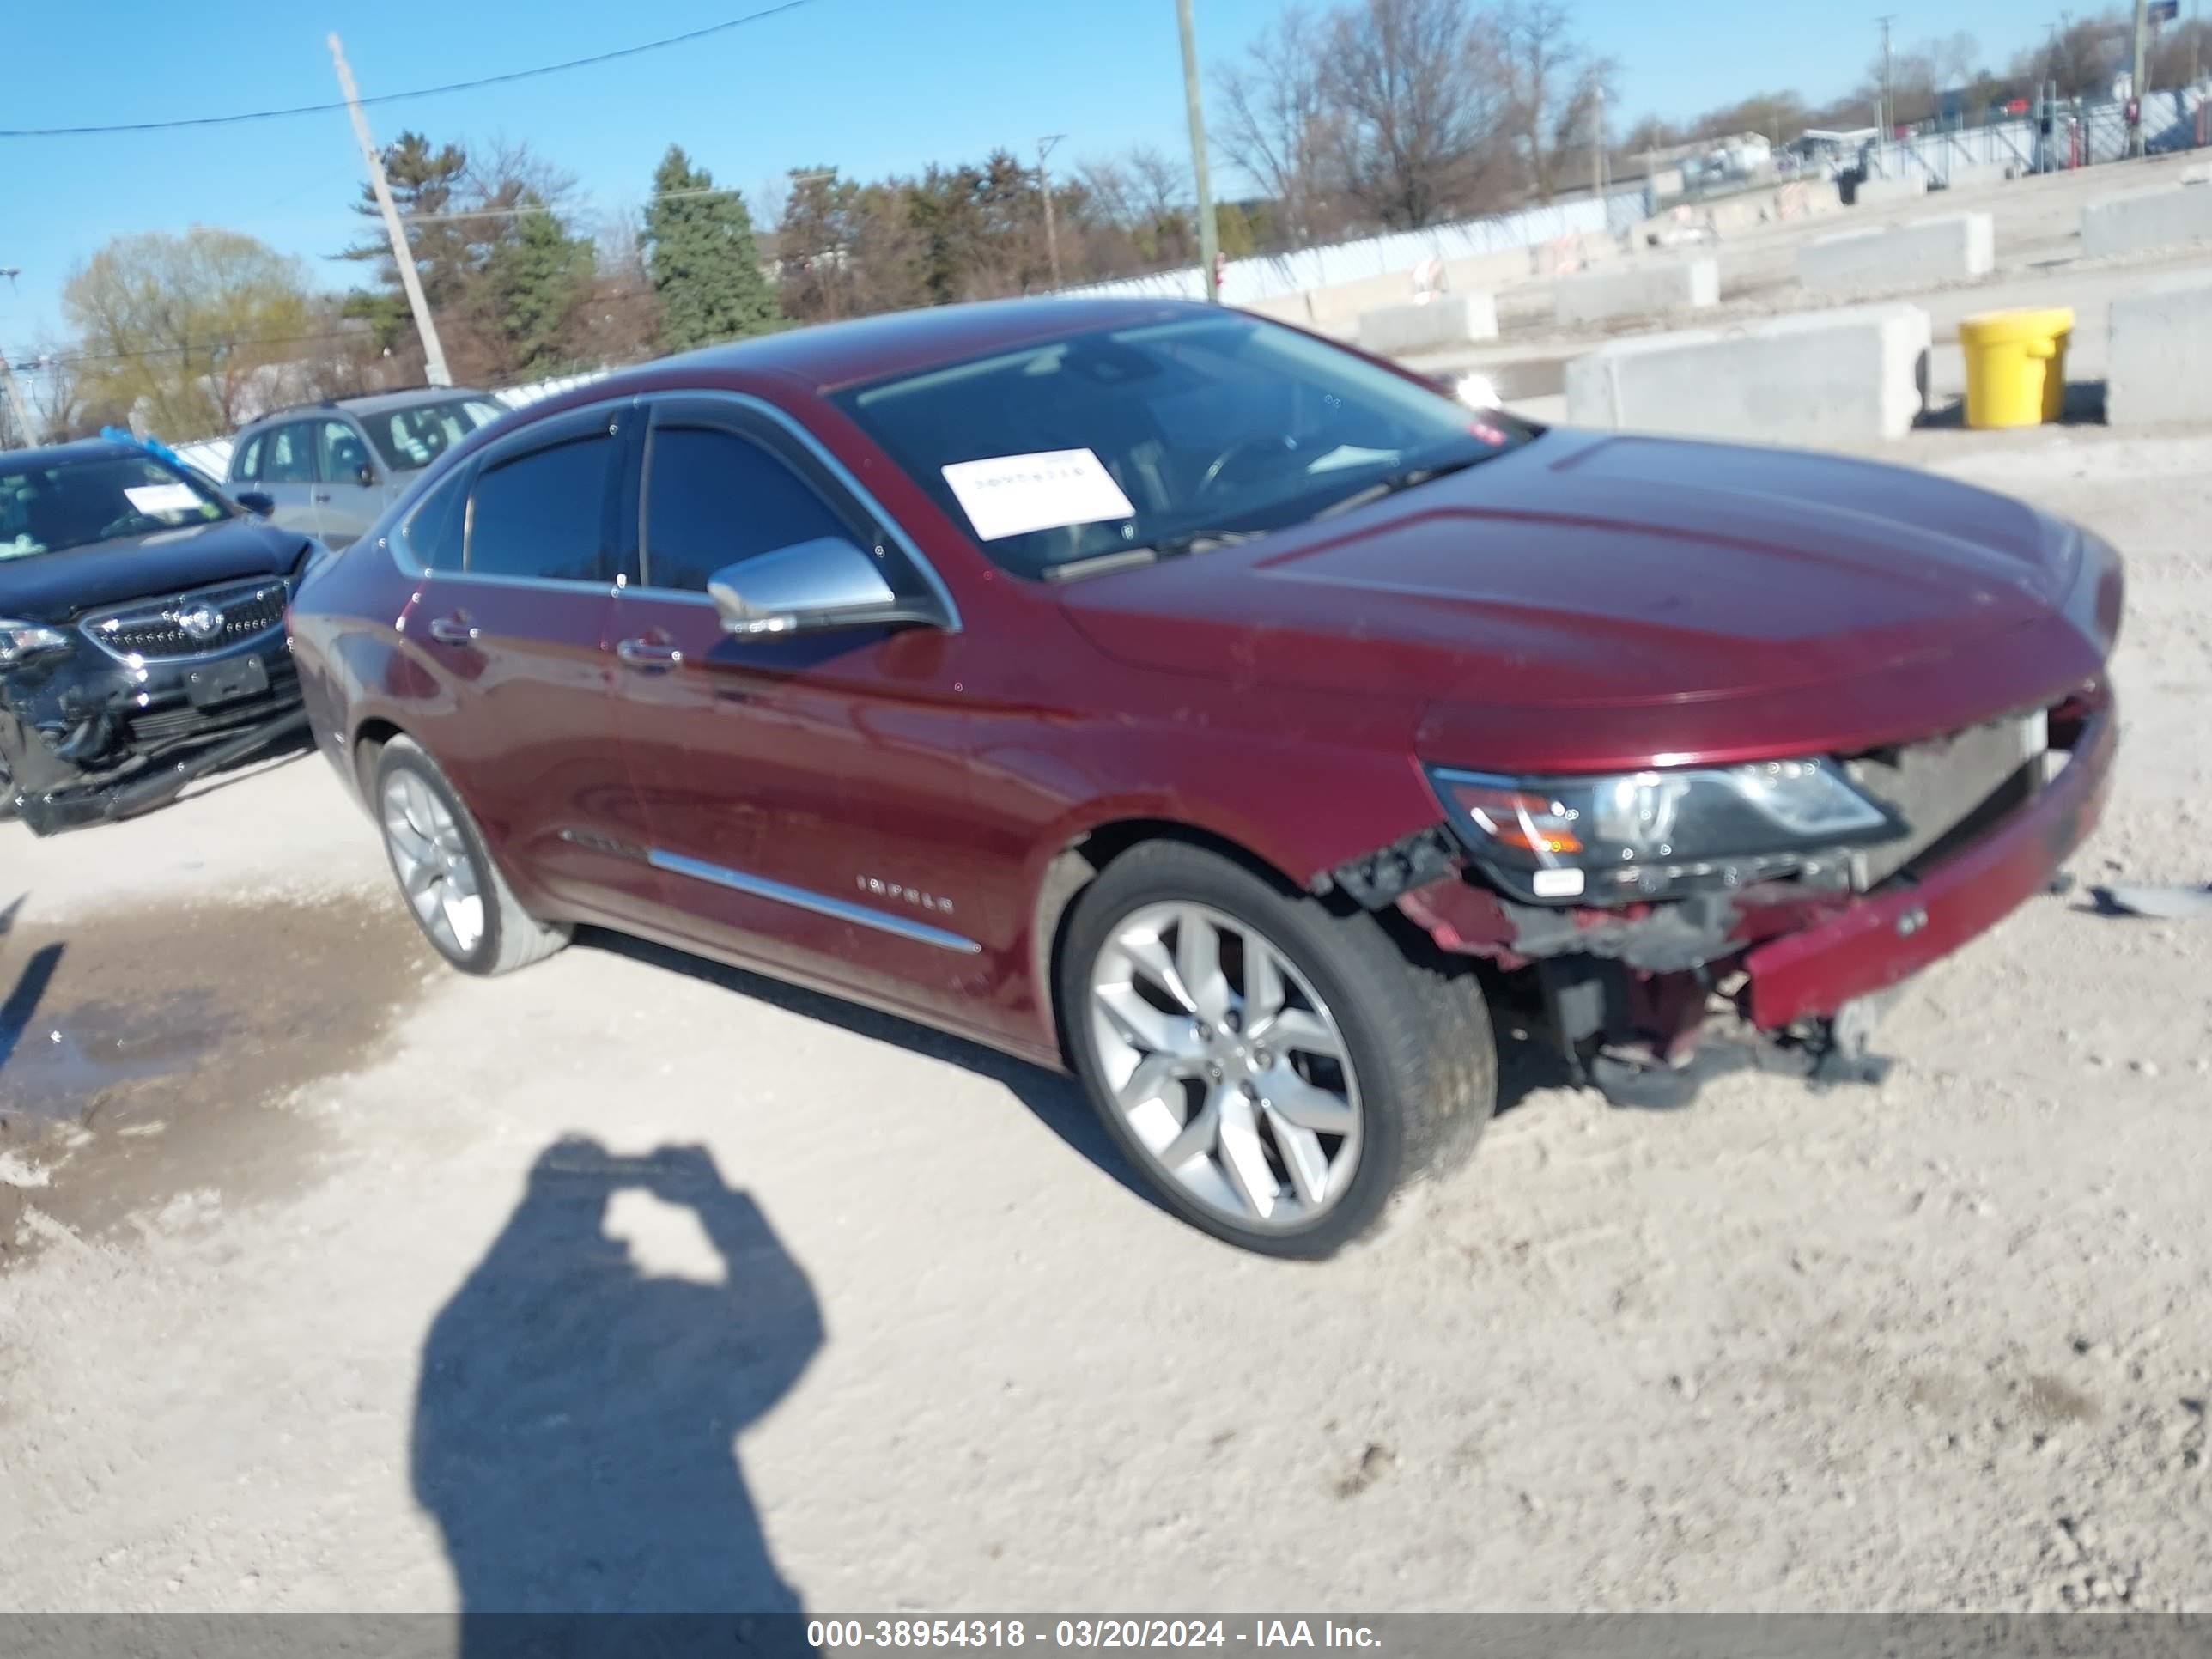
[708,536,945,638]
[234,490,276,517]
[356,462,379,489]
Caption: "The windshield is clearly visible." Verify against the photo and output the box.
[362,398,506,472]
[0,451,231,561]
[833,313,1530,580]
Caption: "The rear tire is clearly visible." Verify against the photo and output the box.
[1059,840,1497,1259]
[373,736,569,975]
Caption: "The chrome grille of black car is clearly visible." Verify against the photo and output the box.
[1845,709,2051,890]
[81,580,288,660]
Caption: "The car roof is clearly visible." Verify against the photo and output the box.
[646,295,1211,393]
[0,437,155,471]
[238,386,495,429]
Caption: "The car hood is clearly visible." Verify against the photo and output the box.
[1058,429,2086,736]
[0,515,315,623]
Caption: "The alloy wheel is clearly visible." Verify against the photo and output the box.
[381,770,485,960]
[1087,901,1363,1231]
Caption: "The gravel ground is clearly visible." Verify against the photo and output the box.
[2,430,2208,1617]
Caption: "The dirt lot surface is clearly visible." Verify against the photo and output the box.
[4,428,2210,1614]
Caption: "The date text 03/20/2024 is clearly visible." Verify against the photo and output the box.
[807,1620,1382,1649]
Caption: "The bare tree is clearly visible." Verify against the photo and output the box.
[1074,157,1140,229]
[1497,0,1617,199]
[1212,7,1335,244]
[1321,0,1511,228]
[1127,145,1191,226]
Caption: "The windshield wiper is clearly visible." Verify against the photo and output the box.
[1042,528,1264,583]
[1313,449,1498,521]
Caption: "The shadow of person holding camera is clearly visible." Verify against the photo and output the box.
[412,1136,823,1647]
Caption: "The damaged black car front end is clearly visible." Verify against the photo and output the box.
[1,440,321,837]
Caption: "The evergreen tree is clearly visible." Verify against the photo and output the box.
[482,200,593,377]
[641,146,781,351]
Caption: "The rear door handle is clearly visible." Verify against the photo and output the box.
[312,489,331,503]
[616,636,684,670]
[427,613,478,645]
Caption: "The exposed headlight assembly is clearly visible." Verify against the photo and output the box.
[0,619,73,669]
[1429,759,1904,905]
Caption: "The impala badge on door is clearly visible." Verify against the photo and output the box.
[857,875,955,915]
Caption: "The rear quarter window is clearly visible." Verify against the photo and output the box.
[399,467,469,571]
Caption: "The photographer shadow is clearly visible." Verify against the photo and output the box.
[413,1137,823,1649]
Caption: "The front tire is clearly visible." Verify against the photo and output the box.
[374,736,569,975]
[1059,841,1498,1259]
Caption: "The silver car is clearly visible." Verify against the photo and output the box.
[226,387,507,549]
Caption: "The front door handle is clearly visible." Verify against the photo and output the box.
[427,613,478,645]
[312,489,331,503]
[616,636,685,670]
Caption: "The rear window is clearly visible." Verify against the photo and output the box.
[365,398,506,472]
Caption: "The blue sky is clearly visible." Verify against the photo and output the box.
[2,0,2057,353]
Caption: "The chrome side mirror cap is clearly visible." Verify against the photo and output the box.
[708,536,944,638]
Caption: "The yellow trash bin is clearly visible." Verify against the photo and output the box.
[1959,307,2074,429]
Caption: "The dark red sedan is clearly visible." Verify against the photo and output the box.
[287,297,2123,1257]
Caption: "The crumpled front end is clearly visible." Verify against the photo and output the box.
[1334,680,2118,1109]
[2,579,308,836]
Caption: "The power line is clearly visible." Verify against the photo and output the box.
[396,183,758,226]
[9,326,385,368]
[0,1,813,139]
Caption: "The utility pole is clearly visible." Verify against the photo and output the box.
[0,355,34,449]
[328,33,451,387]
[1176,0,1223,303]
[2130,0,2151,153]
[0,267,37,447]
[1878,15,1897,140]
[1037,134,1066,289]
[1592,84,1607,201]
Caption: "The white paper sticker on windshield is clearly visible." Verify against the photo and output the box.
[940,448,1136,542]
[123,483,202,516]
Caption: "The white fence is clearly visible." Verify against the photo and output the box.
[1868,86,2207,181]
[1060,187,1650,307]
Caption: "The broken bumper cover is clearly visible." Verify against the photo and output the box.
[1741,696,2116,1029]
[3,628,309,836]
[11,705,310,835]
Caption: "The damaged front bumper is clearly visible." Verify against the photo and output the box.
[2,616,307,837]
[1374,693,2118,1107]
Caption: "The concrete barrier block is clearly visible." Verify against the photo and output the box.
[1355,294,1500,354]
[1554,258,1719,326]
[2107,269,2212,426]
[1854,175,1927,207]
[2081,180,2212,258]
[1563,303,1931,446]
[1796,212,1995,295]
[1301,270,1420,328]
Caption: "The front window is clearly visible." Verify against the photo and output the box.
[833,313,1532,580]
[365,398,506,473]
[0,451,230,560]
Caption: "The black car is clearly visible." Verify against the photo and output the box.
[1,439,319,836]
